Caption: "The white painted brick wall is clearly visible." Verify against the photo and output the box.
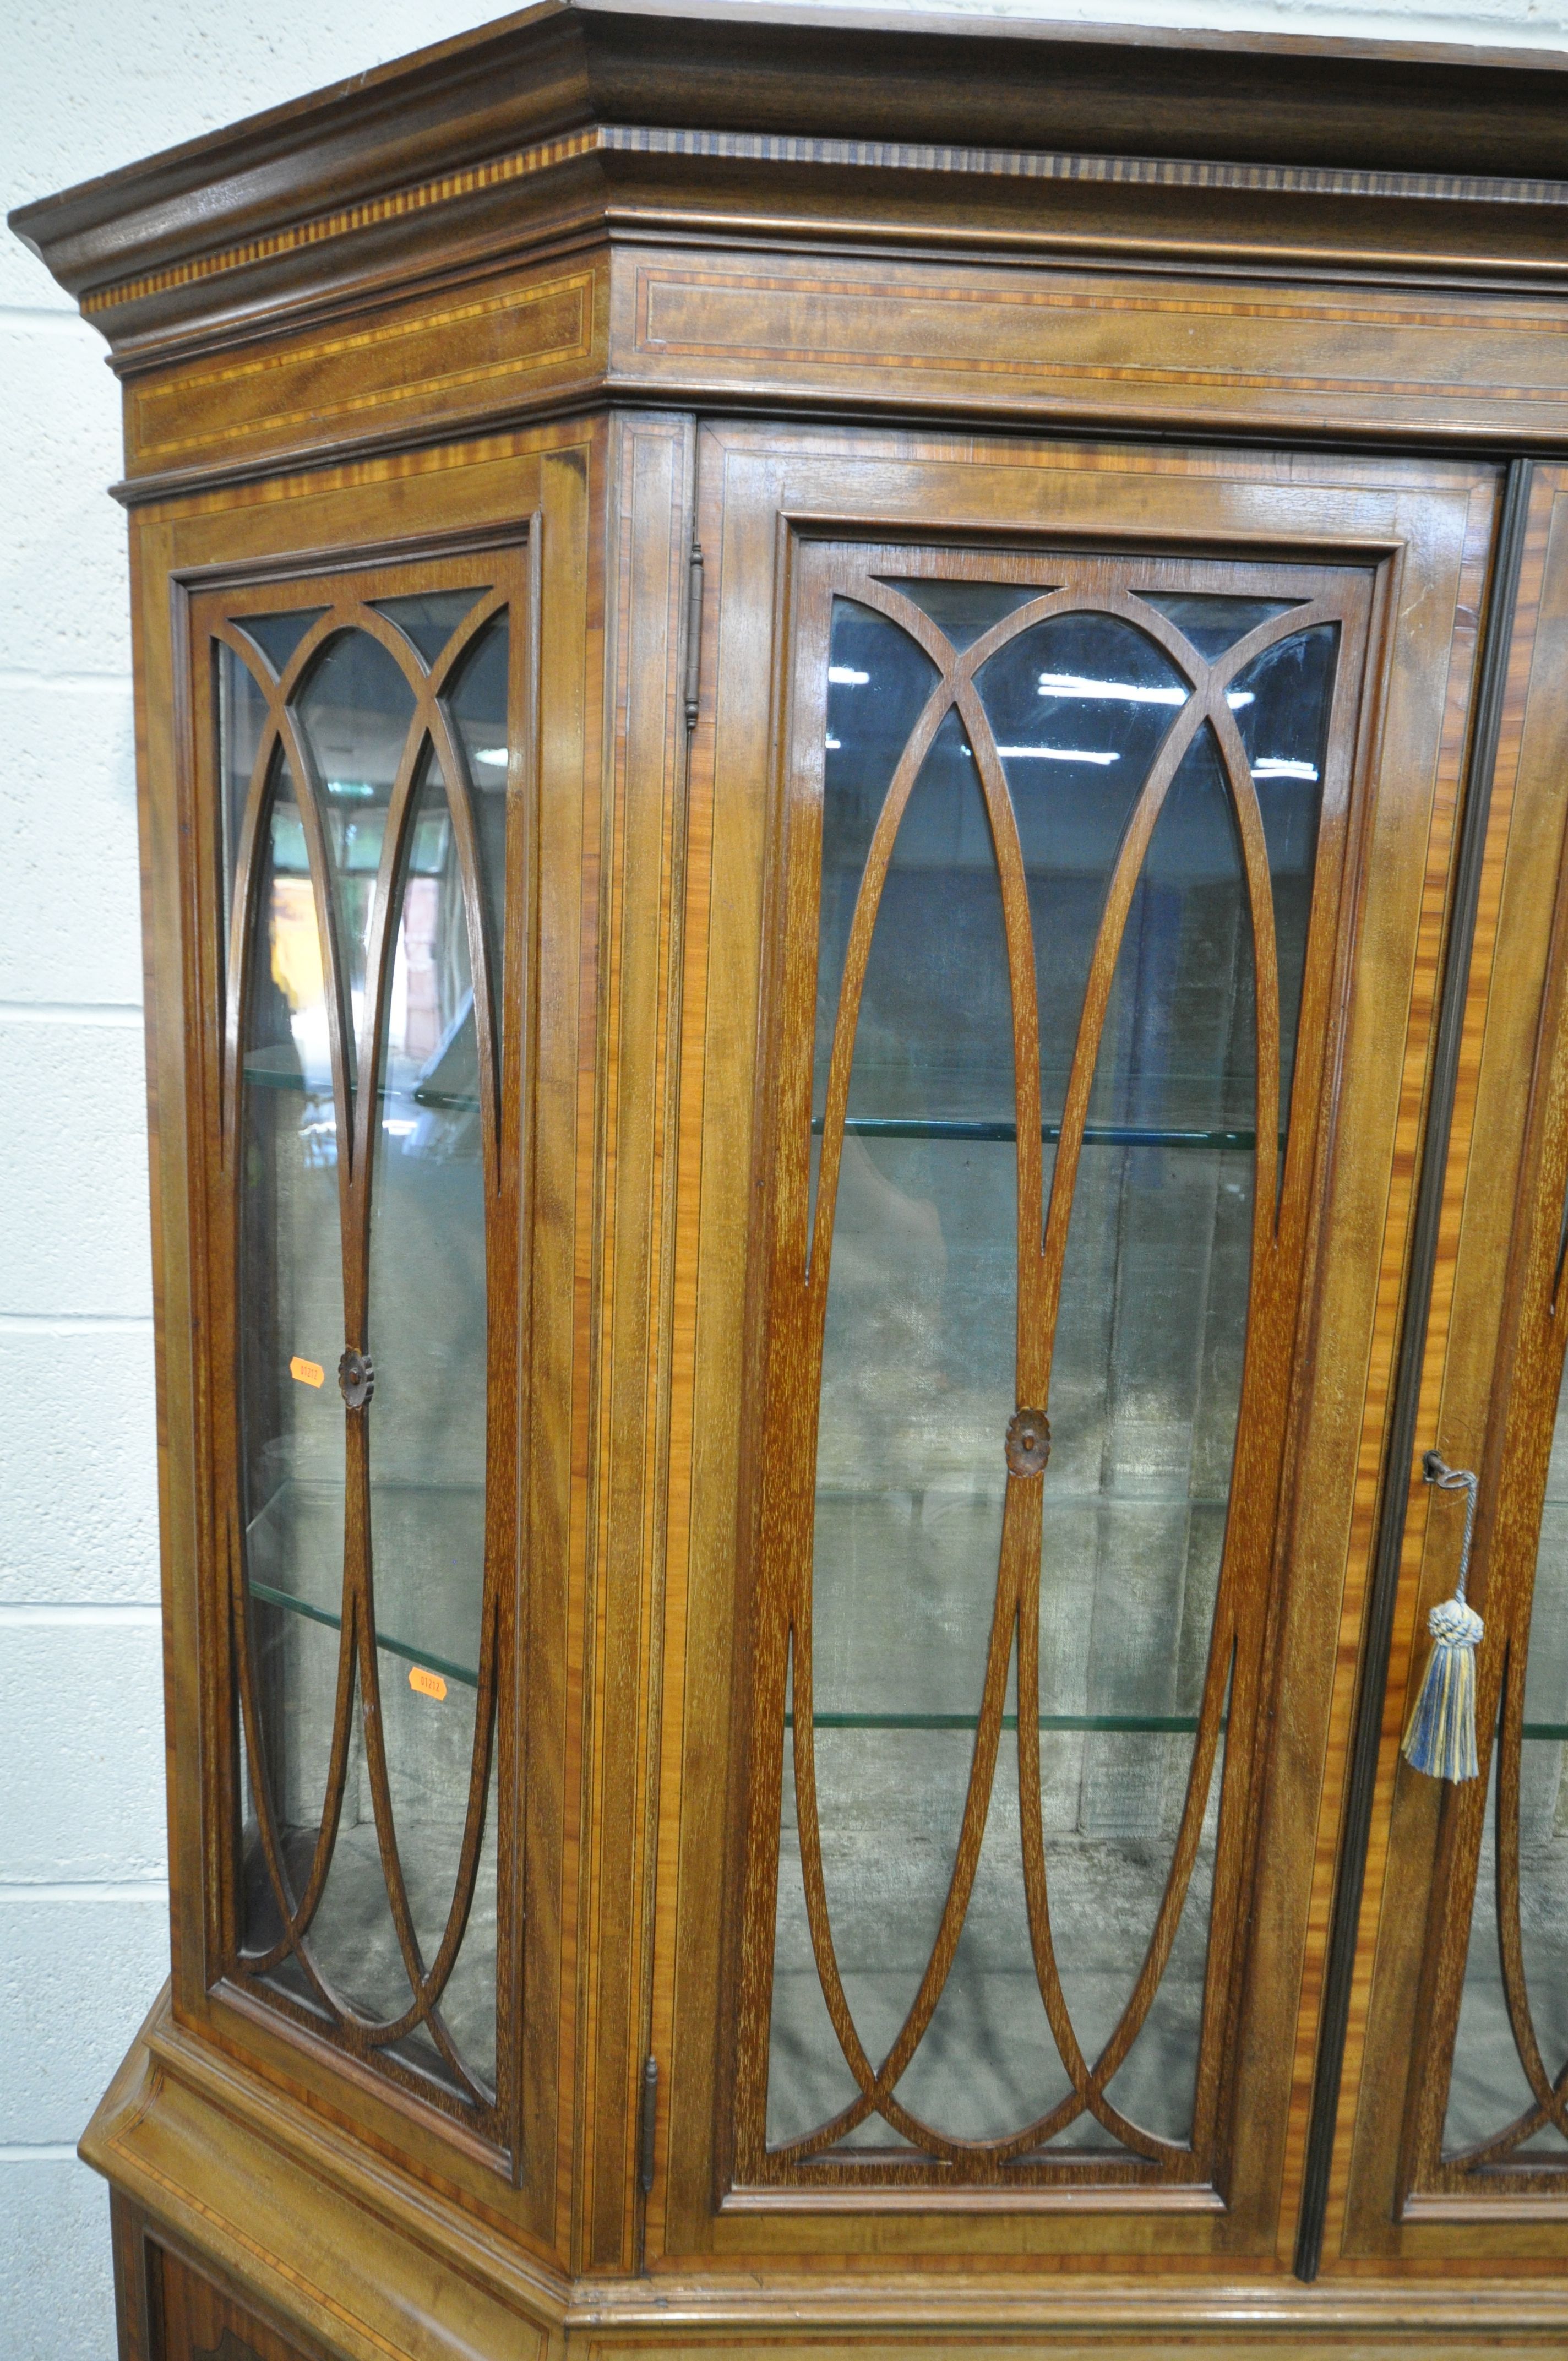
[3,2,1564,2355]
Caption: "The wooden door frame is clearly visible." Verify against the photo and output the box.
[650,418,1500,2275]
[1337,463,1568,2268]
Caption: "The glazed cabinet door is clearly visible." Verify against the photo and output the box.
[142,426,603,2254]
[652,423,1500,2271]
[1338,463,1568,2270]
[198,551,522,2120]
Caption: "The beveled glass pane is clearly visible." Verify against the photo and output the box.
[292,629,419,1091]
[1136,591,1304,659]
[312,755,493,2087]
[1229,624,1337,1131]
[436,1749,499,2089]
[1446,1353,1568,2157]
[778,708,1017,2143]
[770,1706,872,2148]
[881,577,1045,651]
[302,1661,417,2039]
[1097,1726,1227,2141]
[770,603,1268,2154]
[238,1630,356,1961]
[1039,723,1251,2147]
[444,614,511,1042]
[894,1724,1065,2143]
[974,612,1185,1133]
[226,580,508,2113]
[372,589,486,670]
[237,753,347,1943]
[369,755,487,1634]
[240,607,327,678]
[814,601,941,1125]
[218,641,271,919]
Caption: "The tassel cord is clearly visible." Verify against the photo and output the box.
[1422,1449,1478,1602]
[1402,1450,1484,1783]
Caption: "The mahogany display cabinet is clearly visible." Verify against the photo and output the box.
[20,3,1568,2352]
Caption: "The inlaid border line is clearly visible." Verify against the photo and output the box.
[83,122,1568,318]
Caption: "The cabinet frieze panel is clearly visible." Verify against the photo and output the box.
[616,254,1568,443]
[108,232,1568,505]
[123,263,603,483]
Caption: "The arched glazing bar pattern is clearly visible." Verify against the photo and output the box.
[207,559,524,2128]
[1426,981,1568,2188]
[742,550,1363,2188]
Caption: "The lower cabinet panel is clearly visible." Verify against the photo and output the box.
[146,2237,317,2361]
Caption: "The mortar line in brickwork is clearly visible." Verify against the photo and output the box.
[0,1882,167,1904]
[0,1002,143,1024]
[0,1313,153,1332]
[0,671,133,692]
[0,1603,161,1625]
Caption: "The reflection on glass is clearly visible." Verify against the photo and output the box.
[218,643,271,923]
[1044,726,1252,2145]
[1136,591,1303,659]
[1446,1354,1568,2160]
[446,616,510,1042]
[1229,625,1336,1130]
[883,576,1045,651]
[768,572,1338,2166]
[239,607,326,679]
[976,613,1183,1131]
[372,589,484,668]
[294,631,419,1094]
[238,753,348,1897]
[232,589,507,2107]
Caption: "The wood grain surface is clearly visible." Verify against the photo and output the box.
[39,10,1568,2351]
[651,422,1496,2275]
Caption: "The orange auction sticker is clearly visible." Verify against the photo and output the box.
[409,1665,448,1702]
[289,1355,325,1388]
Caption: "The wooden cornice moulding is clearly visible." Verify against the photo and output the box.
[15,0,1568,367]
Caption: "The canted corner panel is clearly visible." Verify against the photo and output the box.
[88,2002,568,2361]
[124,262,605,484]
[612,252,1568,443]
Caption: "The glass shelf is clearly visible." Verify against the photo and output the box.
[812,1113,1264,1150]
[786,1711,1215,1733]
[248,1577,480,1690]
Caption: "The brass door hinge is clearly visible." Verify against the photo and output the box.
[684,538,704,735]
[638,2054,658,2195]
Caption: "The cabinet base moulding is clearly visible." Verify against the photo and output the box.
[91,1995,1568,2361]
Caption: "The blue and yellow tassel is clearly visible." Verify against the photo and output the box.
[1401,1451,1484,1784]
